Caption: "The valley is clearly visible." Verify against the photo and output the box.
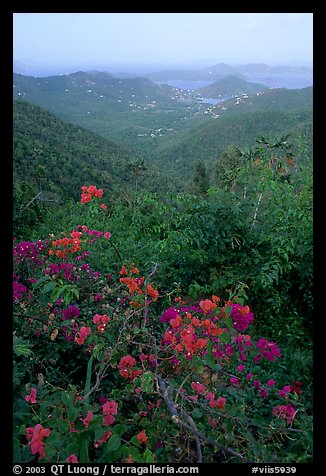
[13,65,313,193]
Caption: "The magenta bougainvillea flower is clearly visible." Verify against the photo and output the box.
[25,388,37,404]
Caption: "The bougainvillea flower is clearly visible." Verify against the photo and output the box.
[26,424,51,460]
[25,388,37,404]
[137,430,148,444]
[80,411,93,428]
[191,381,206,395]
[66,454,79,463]
[199,299,216,315]
[75,326,91,345]
[272,404,296,424]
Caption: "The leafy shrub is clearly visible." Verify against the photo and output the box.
[13,186,312,463]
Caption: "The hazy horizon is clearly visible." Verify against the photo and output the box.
[13,13,313,77]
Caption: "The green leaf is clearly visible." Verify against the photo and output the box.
[218,331,231,343]
[79,438,90,463]
[144,448,155,463]
[130,435,140,447]
[33,275,51,289]
[204,340,215,368]
[83,355,94,405]
[42,281,57,293]
[113,424,128,437]
[106,434,121,452]
[192,409,203,419]
[196,364,205,374]
[61,392,73,409]
[13,342,32,357]
[140,371,154,393]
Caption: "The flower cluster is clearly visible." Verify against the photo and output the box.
[75,326,91,345]
[255,338,281,362]
[81,185,104,204]
[102,400,118,426]
[77,225,111,243]
[66,454,79,463]
[25,388,37,404]
[80,411,93,428]
[26,424,51,460]
[13,280,28,302]
[161,303,224,360]
[272,404,296,424]
[93,313,110,332]
[199,295,219,315]
[49,231,83,259]
[229,303,254,332]
[118,355,142,382]
[45,262,76,281]
[13,239,47,266]
[119,264,159,304]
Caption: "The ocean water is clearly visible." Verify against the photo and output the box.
[156,80,215,90]
[243,72,313,89]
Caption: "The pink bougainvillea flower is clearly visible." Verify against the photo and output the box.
[229,303,254,331]
[104,231,111,239]
[256,338,281,361]
[103,400,118,415]
[137,430,148,444]
[26,424,51,460]
[191,381,206,395]
[278,385,292,399]
[100,203,107,210]
[75,326,91,345]
[25,387,37,404]
[102,400,118,426]
[215,396,226,410]
[69,422,79,433]
[80,411,93,428]
[66,454,79,463]
[259,388,268,398]
[230,377,240,385]
[291,380,302,395]
[267,379,276,387]
[199,299,216,315]
[94,431,112,448]
[93,313,110,332]
[139,353,148,362]
[272,404,296,424]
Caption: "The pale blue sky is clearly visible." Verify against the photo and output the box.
[13,13,313,74]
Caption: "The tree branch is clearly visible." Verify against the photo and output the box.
[13,312,49,325]
[157,376,252,463]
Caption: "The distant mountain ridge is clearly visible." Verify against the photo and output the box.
[143,62,313,82]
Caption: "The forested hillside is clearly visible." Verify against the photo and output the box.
[153,109,312,181]
[13,69,313,465]
[13,99,170,198]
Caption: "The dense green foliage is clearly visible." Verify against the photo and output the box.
[13,179,312,464]
[12,71,313,464]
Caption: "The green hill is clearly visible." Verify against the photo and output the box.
[197,75,268,98]
[152,109,312,183]
[210,86,313,117]
[13,100,167,201]
[13,72,200,152]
